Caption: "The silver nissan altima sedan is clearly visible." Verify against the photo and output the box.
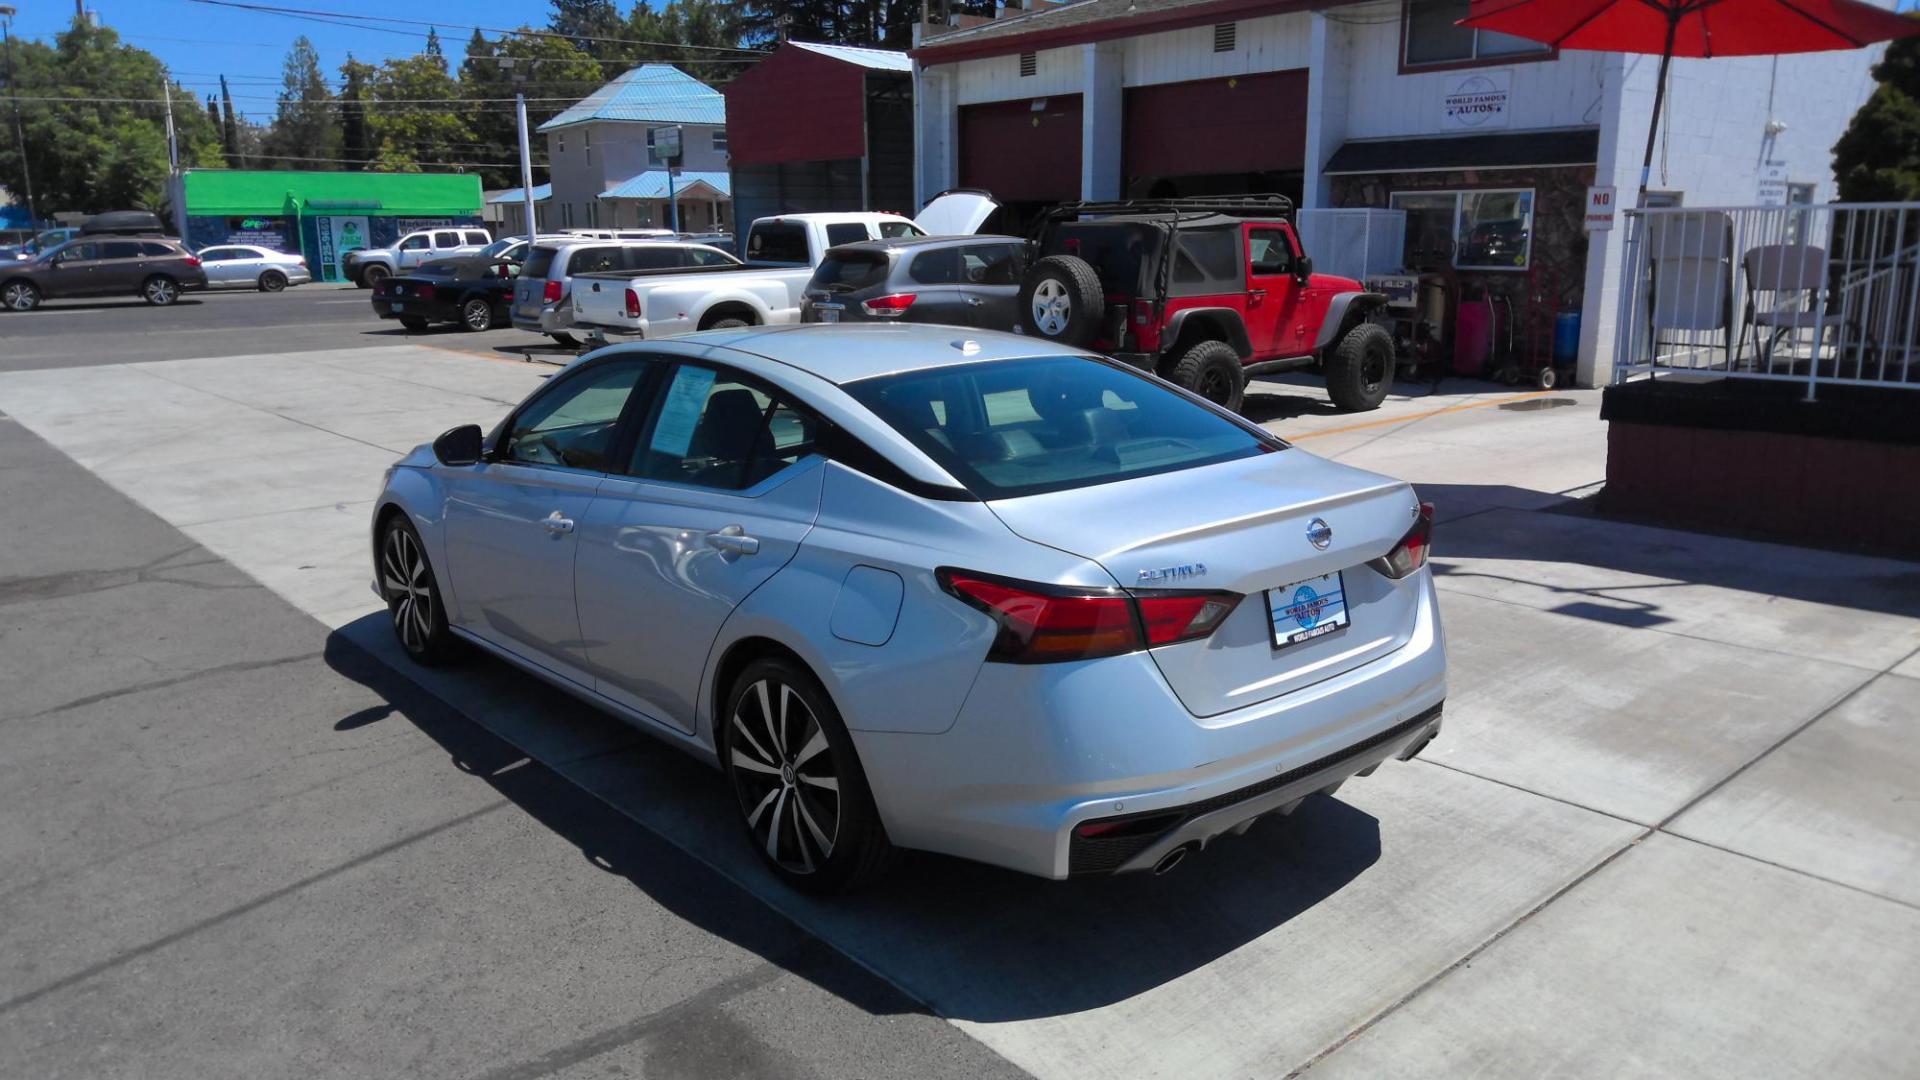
[370,323,1446,892]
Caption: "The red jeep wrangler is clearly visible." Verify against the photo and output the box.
[1017,195,1393,413]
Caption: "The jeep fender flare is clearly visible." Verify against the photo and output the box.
[1162,307,1253,363]
[1313,292,1389,354]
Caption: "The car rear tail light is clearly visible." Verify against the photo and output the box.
[1135,592,1242,646]
[861,293,916,317]
[417,283,436,302]
[625,287,641,318]
[543,280,563,303]
[1370,502,1435,580]
[183,256,201,267]
[938,569,1240,664]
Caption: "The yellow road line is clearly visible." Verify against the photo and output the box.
[1287,390,1556,441]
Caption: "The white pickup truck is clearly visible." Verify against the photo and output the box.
[572,191,997,341]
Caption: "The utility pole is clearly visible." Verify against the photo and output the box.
[161,70,184,239]
[506,57,536,246]
[0,4,36,232]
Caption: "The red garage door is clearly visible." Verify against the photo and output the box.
[1124,71,1308,183]
[960,95,1083,204]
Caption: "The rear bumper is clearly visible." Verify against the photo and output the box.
[855,571,1447,879]
[512,304,571,334]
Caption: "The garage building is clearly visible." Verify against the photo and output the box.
[722,41,916,230]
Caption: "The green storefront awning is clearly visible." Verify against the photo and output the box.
[182,170,483,217]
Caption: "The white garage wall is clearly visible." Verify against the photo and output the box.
[1339,15,1609,140]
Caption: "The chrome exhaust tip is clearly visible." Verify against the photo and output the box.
[1153,843,1196,876]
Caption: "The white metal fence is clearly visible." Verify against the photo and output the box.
[1612,202,1920,397]
[1297,209,1406,284]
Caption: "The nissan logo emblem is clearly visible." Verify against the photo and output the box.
[1306,518,1333,550]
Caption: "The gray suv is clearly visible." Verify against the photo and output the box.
[512,239,739,345]
[1,237,209,311]
[800,235,1029,330]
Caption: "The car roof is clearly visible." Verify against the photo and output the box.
[685,323,1084,385]
[827,234,1026,255]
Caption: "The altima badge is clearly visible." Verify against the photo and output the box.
[1307,518,1333,550]
[1137,563,1207,583]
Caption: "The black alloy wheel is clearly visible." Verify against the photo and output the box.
[379,518,459,664]
[461,298,494,332]
[722,659,892,892]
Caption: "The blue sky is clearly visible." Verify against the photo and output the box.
[8,0,566,120]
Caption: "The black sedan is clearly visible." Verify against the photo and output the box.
[371,256,518,332]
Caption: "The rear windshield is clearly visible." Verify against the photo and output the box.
[744,222,810,266]
[845,356,1277,500]
[812,251,889,293]
[522,246,559,278]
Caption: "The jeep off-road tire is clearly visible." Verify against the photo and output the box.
[1019,255,1104,347]
[1171,339,1245,413]
[1326,321,1395,413]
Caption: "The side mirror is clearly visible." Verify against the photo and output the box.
[1295,255,1314,283]
[433,424,484,467]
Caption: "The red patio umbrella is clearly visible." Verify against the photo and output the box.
[1460,0,1920,202]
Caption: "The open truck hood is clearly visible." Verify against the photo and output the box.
[986,450,1425,717]
[913,190,999,236]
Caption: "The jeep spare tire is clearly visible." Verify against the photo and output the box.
[1019,255,1103,347]
[1326,321,1395,412]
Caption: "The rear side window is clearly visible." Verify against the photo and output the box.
[567,246,622,274]
[141,242,174,257]
[433,231,461,248]
[688,248,735,266]
[846,356,1274,500]
[101,241,144,259]
[522,246,559,278]
[962,244,1023,285]
[812,251,889,292]
[908,247,962,285]
[825,222,871,247]
[624,246,682,271]
[464,230,490,245]
[1171,230,1242,291]
[745,223,810,265]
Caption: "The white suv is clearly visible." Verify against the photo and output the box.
[346,227,491,288]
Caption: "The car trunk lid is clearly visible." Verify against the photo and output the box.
[986,451,1423,717]
[913,190,1000,236]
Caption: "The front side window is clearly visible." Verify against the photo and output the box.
[847,356,1277,500]
[501,360,645,471]
[1403,0,1550,67]
[633,365,815,490]
[401,235,429,251]
[1247,228,1293,276]
[57,242,98,262]
[1390,189,1534,270]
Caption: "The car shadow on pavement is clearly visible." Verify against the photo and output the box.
[322,619,1382,1023]
[27,299,209,312]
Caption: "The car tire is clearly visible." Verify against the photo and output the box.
[399,316,430,332]
[258,270,287,292]
[706,316,751,330]
[378,515,462,666]
[141,275,180,306]
[1326,321,1395,412]
[1171,339,1246,413]
[721,657,893,894]
[1018,255,1104,347]
[460,297,494,332]
[362,265,389,288]
[548,331,581,346]
[1,280,39,311]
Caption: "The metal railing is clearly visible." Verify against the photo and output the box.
[1612,202,1920,397]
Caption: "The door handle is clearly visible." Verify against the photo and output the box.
[965,296,985,306]
[541,510,575,534]
[1250,288,1268,304]
[706,524,760,555]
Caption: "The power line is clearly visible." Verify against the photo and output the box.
[182,0,769,55]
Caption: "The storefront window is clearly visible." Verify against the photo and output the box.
[1389,188,1535,271]
[1403,0,1550,67]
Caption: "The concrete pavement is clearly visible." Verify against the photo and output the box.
[2,337,1917,1078]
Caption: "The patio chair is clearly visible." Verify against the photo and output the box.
[1645,211,1734,370]
[1738,243,1828,370]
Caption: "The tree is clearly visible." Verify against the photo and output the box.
[219,75,241,166]
[263,36,342,169]
[1834,26,1920,202]
[458,28,601,187]
[338,55,376,169]
[366,48,472,171]
[0,19,221,216]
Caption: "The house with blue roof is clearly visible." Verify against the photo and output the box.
[537,64,732,234]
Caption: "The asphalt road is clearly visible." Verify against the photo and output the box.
[0,282,579,371]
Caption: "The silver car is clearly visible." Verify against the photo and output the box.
[194,245,312,291]
[370,324,1446,892]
